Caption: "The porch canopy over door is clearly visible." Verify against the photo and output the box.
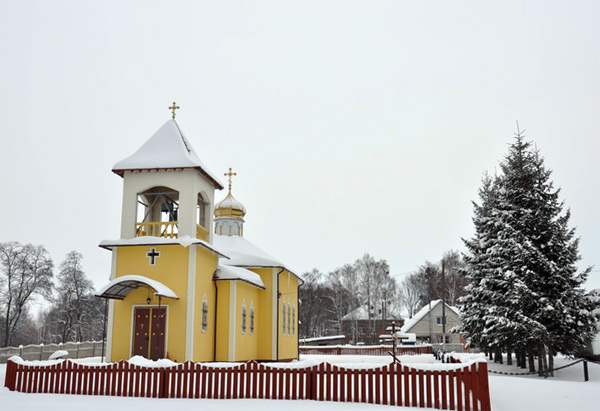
[95,274,179,300]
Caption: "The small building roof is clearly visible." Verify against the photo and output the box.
[112,119,224,189]
[400,300,460,333]
[342,304,404,321]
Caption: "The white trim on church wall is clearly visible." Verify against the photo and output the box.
[106,299,115,362]
[272,268,278,360]
[228,281,237,361]
[109,249,118,281]
[185,245,197,361]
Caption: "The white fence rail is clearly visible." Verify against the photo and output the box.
[0,341,104,363]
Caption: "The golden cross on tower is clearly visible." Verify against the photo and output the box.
[224,167,237,192]
[169,102,180,119]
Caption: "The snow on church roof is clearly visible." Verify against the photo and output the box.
[213,234,302,281]
[215,264,265,289]
[98,235,229,258]
[112,119,224,189]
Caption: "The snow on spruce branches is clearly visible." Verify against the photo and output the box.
[459,129,598,376]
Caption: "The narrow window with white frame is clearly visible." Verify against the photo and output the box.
[292,305,296,336]
[287,303,291,335]
[241,304,247,334]
[282,301,286,335]
[201,297,208,332]
[250,304,255,334]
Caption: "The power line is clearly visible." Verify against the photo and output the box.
[390,271,414,278]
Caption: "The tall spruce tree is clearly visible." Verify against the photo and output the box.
[460,130,598,375]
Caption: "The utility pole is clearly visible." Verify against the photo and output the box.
[381,300,385,340]
[392,321,397,356]
[442,261,446,353]
[428,300,432,343]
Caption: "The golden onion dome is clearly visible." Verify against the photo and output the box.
[214,191,246,218]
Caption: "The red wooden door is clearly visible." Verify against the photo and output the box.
[150,308,166,360]
[133,308,151,357]
[133,307,166,359]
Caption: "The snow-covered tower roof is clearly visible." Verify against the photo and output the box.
[111,109,224,241]
[112,119,224,190]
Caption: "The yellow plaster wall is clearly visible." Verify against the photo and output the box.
[192,247,218,361]
[278,271,299,360]
[252,268,275,360]
[109,244,299,363]
[234,282,260,361]
[110,244,190,362]
[214,281,231,362]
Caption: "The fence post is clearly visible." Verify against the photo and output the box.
[478,361,491,411]
[583,361,589,382]
[4,359,17,391]
[160,367,168,398]
[310,365,317,400]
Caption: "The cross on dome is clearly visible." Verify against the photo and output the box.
[224,167,237,192]
[169,102,180,119]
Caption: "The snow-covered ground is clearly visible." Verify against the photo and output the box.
[1,354,598,411]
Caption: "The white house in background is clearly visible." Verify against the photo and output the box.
[400,300,462,346]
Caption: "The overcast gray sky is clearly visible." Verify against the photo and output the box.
[1,1,599,301]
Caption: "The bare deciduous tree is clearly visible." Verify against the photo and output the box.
[398,273,423,318]
[0,242,53,347]
[53,251,95,342]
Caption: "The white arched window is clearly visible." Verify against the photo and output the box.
[282,301,286,335]
[287,303,291,335]
[201,297,208,332]
[250,304,255,335]
[292,305,296,336]
[241,304,247,334]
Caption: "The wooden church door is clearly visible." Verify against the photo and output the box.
[133,307,166,360]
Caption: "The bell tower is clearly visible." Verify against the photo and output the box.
[112,116,223,242]
[98,106,225,363]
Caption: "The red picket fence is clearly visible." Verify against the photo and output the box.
[300,345,433,356]
[4,358,490,410]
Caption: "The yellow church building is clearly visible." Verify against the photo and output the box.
[96,107,302,363]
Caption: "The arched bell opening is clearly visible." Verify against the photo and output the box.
[135,186,180,238]
[196,192,210,241]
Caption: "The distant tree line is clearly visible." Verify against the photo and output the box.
[0,242,105,347]
[299,251,469,343]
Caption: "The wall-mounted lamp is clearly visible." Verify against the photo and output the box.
[147,297,151,305]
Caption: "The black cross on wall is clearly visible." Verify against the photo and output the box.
[146,247,161,266]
